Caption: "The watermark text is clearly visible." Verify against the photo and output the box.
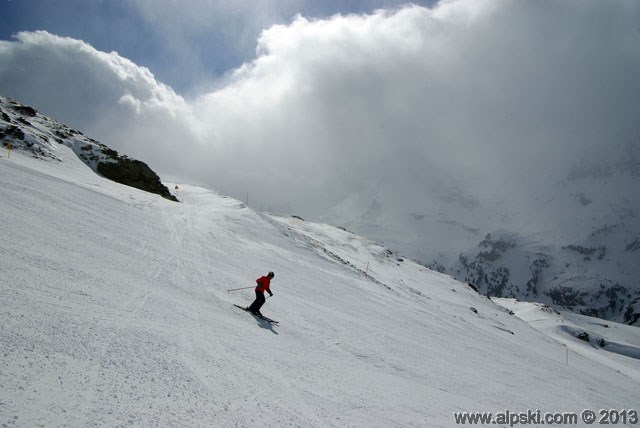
[453,409,638,426]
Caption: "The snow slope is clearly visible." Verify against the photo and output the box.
[1,146,639,427]
[494,299,640,382]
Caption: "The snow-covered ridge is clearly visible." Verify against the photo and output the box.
[0,94,176,201]
[2,143,639,426]
[0,95,118,165]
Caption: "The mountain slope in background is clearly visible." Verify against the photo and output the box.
[1,102,640,426]
[328,147,640,326]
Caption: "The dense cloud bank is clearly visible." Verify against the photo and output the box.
[1,0,639,221]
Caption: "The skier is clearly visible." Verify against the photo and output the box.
[247,271,274,316]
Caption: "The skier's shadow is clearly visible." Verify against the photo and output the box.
[250,315,278,335]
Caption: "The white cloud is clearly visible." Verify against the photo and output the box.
[118,93,142,114]
[0,30,197,169]
[1,0,639,225]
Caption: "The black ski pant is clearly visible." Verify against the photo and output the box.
[248,291,266,313]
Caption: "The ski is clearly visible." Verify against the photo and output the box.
[258,314,279,324]
[234,304,279,324]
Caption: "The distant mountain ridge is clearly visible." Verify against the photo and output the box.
[453,151,640,326]
[0,95,177,202]
[329,149,640,327]
[453,229,640,326]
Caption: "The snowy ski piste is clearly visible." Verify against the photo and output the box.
[1,146,639,427]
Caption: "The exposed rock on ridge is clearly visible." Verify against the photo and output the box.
[0,95,177,202]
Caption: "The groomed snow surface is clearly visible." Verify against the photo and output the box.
[1,147,639,427]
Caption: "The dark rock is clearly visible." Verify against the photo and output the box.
[625,239,640,252]
[576,331,590,342]
[97,159,178,202]
[562,245,606,260]
[477,233,517,262]
[11,104,37,117]
[545,286,588,307]
[0,125,25,141]
[622,298,640,326]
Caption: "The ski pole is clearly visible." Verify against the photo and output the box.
[227,286,255,292]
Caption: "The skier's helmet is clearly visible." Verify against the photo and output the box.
[268,271,275,278]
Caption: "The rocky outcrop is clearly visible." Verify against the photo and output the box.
[453,229,640,326]
[97,157,178,202]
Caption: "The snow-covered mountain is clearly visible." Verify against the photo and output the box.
[1,96,639,426]
[0,95,176,202]
[327,147,640,326]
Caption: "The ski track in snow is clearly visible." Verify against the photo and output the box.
[1,149,639,427]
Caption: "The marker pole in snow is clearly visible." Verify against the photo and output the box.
[7,143,12,158]
[227,286,255,292]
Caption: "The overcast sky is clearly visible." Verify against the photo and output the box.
[1,0,639,224]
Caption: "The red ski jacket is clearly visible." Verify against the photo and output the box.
[255,276,272,294]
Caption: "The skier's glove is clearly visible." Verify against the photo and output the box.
[269,292,274,297]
